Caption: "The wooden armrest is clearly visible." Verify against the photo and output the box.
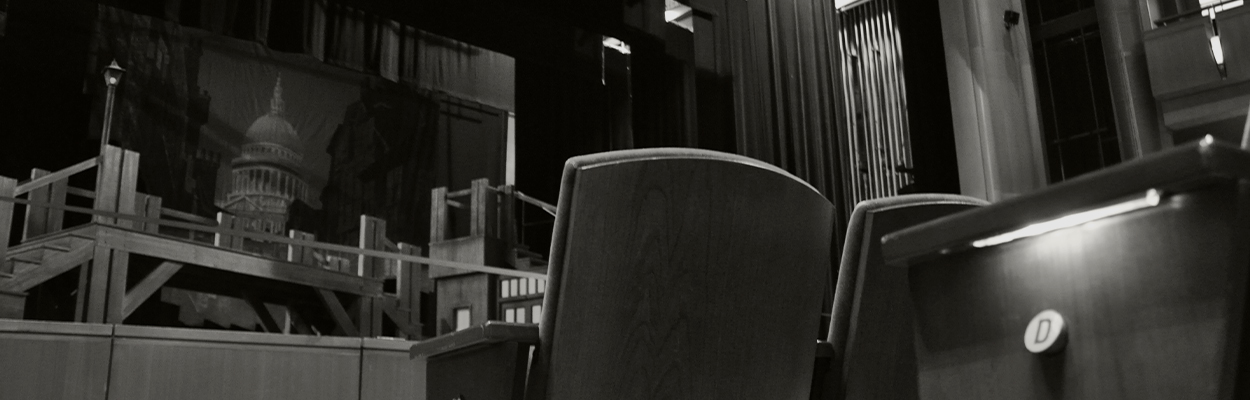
[815,340,834,359]
[410,321,539,358]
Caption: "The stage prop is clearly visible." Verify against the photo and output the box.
[885,138,1250,399]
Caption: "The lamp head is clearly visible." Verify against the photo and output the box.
[1004,10,1021,27]
[103,60,126,87]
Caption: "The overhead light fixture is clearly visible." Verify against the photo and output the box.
[1212,35,1225,65]
[602,36,631,55]
[835,0,869,10]
[971,189,1163,248]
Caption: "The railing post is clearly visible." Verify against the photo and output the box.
[398,242,425,339]
[358,215,389,278]
[499,185,517,250]
[23,169,49,239]
[92,146,139,228]
[214,212,243,249]
[141,195,162,233]
[93,146,123,225]
[287,229,315,265]
[430,187,448,242]
[0,177,16,269]
[470,178,495,238]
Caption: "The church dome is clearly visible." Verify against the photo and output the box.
[244,76,303,155]
[245,114,303,155]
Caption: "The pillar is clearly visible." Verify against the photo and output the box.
[1095,0,1165,158]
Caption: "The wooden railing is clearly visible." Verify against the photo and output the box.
[0,146,546,281]
[429,178,556,262]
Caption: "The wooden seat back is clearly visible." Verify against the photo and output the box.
[819,194,986,400]
[527,148,834,400]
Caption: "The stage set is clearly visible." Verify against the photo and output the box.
[3,0,1250,399]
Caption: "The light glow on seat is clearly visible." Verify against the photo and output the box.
[972,189,1162,248]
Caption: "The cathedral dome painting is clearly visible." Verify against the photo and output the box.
[220,76,310,234]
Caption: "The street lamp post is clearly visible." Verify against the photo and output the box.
[100,60,126,154]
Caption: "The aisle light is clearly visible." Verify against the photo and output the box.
[971,189,1163,248]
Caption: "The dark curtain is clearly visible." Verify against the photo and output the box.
[690,0,845,331]
[691,0,844,216]
[89,4,202,210]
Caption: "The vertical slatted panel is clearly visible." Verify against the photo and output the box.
[836,0,914,208]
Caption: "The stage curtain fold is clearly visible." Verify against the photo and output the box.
[695,0,843,208]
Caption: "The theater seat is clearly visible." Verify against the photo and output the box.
[413,148,834,400]
[815,194,987,400]
[884,140,1250,399]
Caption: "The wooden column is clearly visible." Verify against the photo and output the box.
[92,146,140,227]
[286,229,316,265]
[84,242,128,323]
[357,215,391,337]
[214,213,244,249]
[0,177,15,267]
[430,187,448,242]
[139,194,162,233]
[398,242,425,339]
[23,168,67,239]
[470,178,496,238]
[1095,0,1163,158]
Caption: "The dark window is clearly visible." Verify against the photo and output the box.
[1026,2,1120,183]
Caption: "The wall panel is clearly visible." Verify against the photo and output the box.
[107,326,362,400]
[0,320,112,400]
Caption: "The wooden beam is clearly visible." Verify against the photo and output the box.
[93,146,122,225]
[23,169,51,240]
[244,295,283,334]
[431,187,448,242]
[74,260,89,321]
[316,289,360,337]
[104,249,130,323]
[0,242,94,292]
[85,245,112,322]
[287,230,315,265]
[95,227,382,295]
[14,158,97,195]
[0,177,15,264]
[115,150,140,230]
[288,305,313,335]
[161,208,216,226]
[398,242,424,339]
[121,261,183,318]
[65,187,95,199]
[142,195,162,233]
[381,305,422,338]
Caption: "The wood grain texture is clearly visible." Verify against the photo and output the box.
[906,183,1250,399]
[536,151,833,400]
